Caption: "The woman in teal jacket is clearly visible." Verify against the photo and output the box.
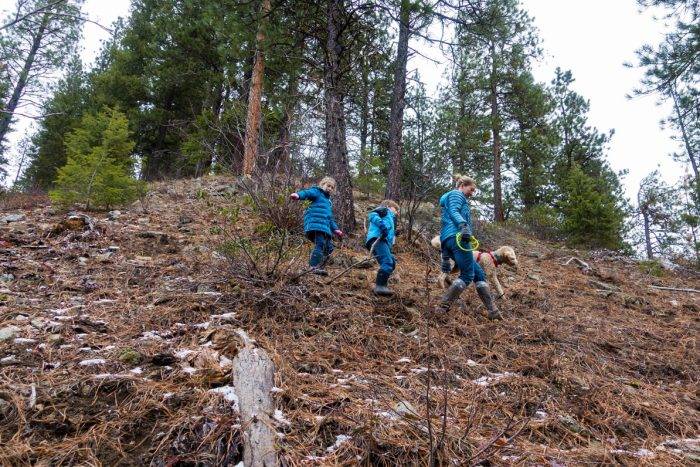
[439,176,501,320]
[290,177,343,275]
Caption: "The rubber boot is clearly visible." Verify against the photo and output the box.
[373,271,393,296]
[476,281,501,320]
[440,278,466,310]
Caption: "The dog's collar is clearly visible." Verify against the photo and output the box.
[477,251,499,267]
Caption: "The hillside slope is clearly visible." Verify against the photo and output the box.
[0,176,698,466]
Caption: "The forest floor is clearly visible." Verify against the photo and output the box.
[0,175,698,466]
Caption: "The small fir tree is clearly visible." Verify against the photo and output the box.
[560,164,626,250]
[50,108,142,209]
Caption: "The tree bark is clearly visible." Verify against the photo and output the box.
[0,12,49,150]
[385,0,411,200]
[324,0,356,232]
[489,41,504,222]
[242,0,271,176]
[670,82,698,181]
[643,211,653,259]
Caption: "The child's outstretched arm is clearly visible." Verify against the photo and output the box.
[291,188,317,201]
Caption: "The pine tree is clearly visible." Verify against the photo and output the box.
[0,0,84,156]
[560,164,626,250]
[50,108,142,209]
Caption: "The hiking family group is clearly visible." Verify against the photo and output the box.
[290,174,501,320]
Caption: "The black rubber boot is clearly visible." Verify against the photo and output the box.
[476,281,502,320]
[373,271,393,296]
[440,278,466,310]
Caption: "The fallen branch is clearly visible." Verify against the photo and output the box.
[232,329,278,467]
[650,285,700,293]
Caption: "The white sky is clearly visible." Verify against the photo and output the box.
[4,0,688,199]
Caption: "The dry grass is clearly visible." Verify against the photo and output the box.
[0,175,697,465]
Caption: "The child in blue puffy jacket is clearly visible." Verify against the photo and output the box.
[290,176,343,275]
[365,199,400,296]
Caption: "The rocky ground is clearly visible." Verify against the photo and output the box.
[0,175,698,466]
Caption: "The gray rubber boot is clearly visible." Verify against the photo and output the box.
[476,281,502,320]
[440,278,466,310]
[373,284,394,296]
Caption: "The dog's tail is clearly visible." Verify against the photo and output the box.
[430,235,441,249]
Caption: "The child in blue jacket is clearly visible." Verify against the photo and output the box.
[290,176,344,275]
[365,199,400,296]
[439,175,500,319]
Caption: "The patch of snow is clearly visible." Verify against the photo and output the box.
[49,305,84,315]
[59,344,73,349]
[174,349,194,359]
[130,367,143,375]
[93,373,115,378]
[611,448,654,458]
[13,338,37,344]
[326,434,352,453]
[376,410,400,421]
[15,315,28,321]
[219,355,233,369]
[270,386,284,393]
[211,312,236,321]
[208,386,239,410]
[396,357,412,363]
[473,372,516,386]
[331,369,343,374]
[193,321,210,329]
[139,331,163,341]
[534,410,548,420]
[1,355,17,363]
[466,359,479,367]
[102,345,116,351]
[78,347,93,352]
[79,358,106,366]
[163,392,174,399]
[411,367,429,374]
[76,333,87,339]
[273,409,291,426]
[181,365,197,374]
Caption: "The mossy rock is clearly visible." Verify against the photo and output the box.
[118,348,141,365]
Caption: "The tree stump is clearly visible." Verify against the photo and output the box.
[232,330,278,467]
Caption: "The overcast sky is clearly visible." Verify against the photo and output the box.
[4,0,687,199]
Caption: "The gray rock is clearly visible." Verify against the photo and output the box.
[0,274,14,282]
[1,213,25,223]
[107,210,121,220]
[31,318,46,329]
[0,325,20,342]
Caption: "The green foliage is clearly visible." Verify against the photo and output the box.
[559,165,626,249]
[519,204,562,241]
[638,260,665,277]
[50,108,143,210]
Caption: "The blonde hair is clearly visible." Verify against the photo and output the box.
[454,174,476,188]
[319,176,336,188]
[381,199,400,212]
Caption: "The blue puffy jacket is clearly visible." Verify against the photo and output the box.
[366,206,396,247]
[439,190,472,241]
[297,186,339,239]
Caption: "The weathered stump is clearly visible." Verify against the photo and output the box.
[232,330,278,467]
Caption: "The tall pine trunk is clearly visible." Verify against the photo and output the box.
[324,0,355,232]
[670,82,698,181]
[385,0,411,200]
[642,211,653,259]
[242,0,271,176]
[0,12,49,150]
[489,41,504,222]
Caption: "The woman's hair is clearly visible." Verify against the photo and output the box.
[454,174,476,188]
[319,176,336,187]
[380,199,400,212]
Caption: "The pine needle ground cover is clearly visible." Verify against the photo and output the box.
[0,176,698,465]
